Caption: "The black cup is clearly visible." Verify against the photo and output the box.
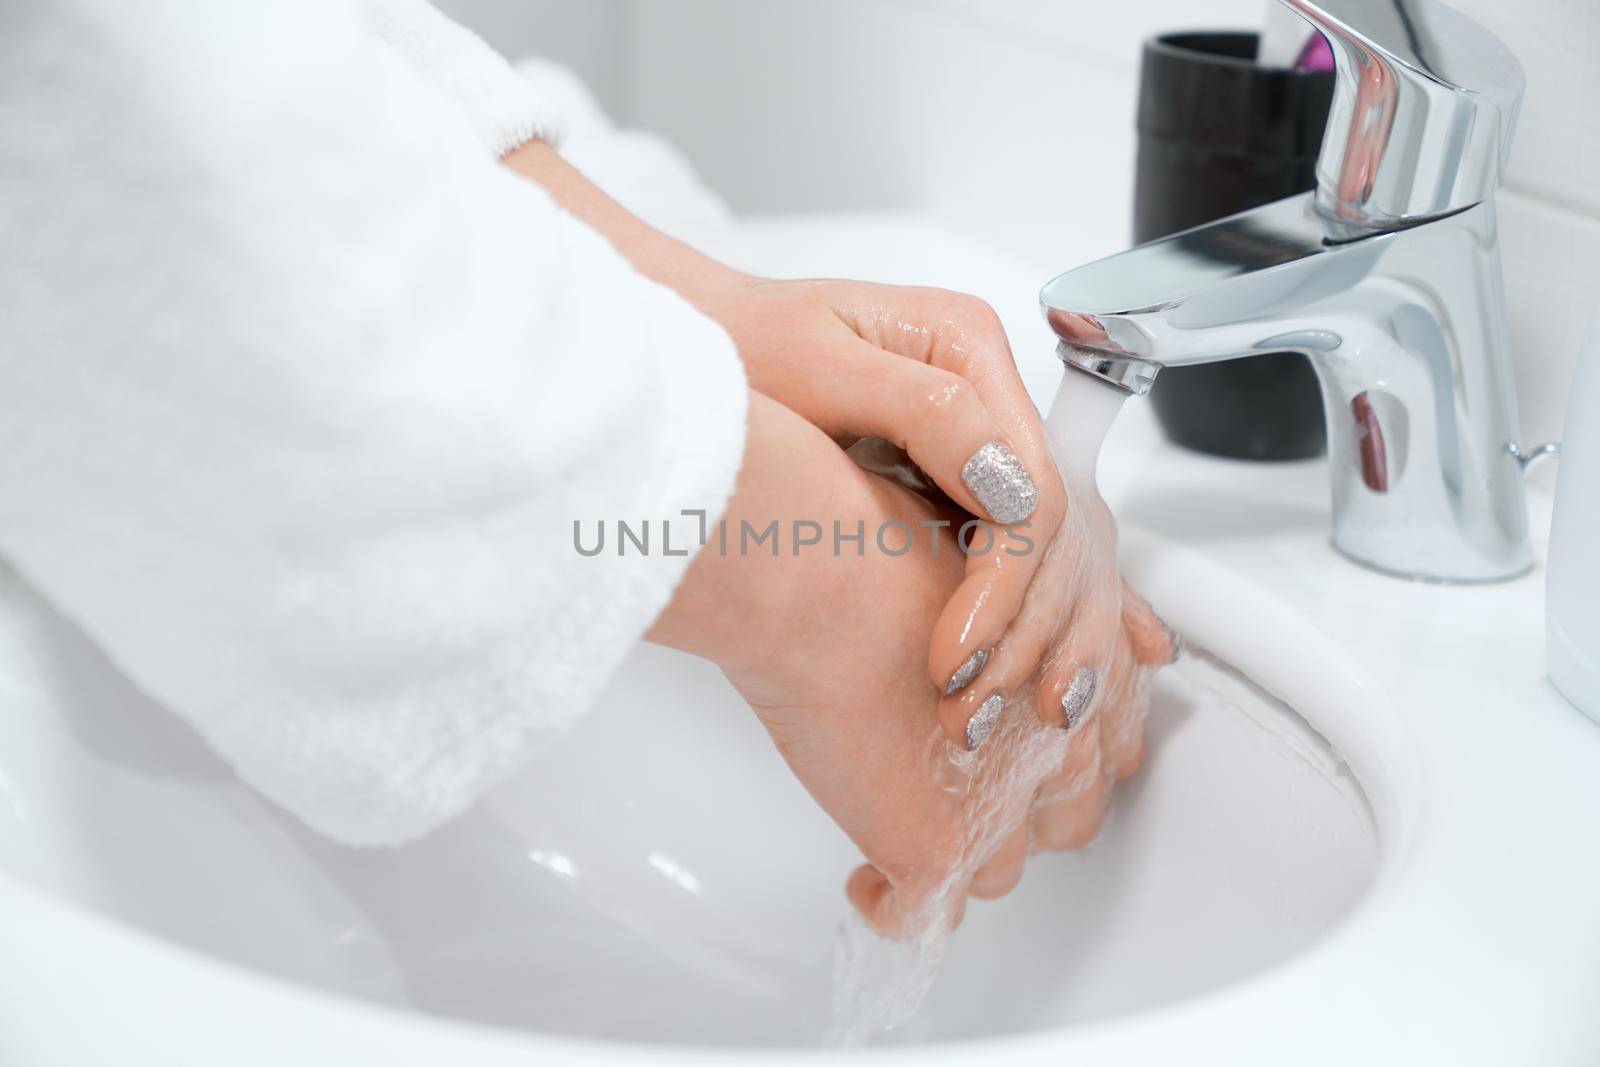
[1135,31,1333,460]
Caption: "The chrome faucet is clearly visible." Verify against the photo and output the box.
[1042,0,1535,582]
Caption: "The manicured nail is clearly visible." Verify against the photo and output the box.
[1060,667,1097,730]
[1155,613,1182,663]
[945,648,989,695]
[966,692,1006,751]
[961,443,1038,525]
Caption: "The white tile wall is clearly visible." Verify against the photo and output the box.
[442,0,1600,449]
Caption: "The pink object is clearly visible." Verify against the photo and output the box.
[1296,32,1335,71]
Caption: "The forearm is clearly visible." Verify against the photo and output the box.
[502,139,744,307]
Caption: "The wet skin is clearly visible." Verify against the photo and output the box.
[505,143,1174,935]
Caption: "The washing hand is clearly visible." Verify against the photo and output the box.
[694,276,1070,715]
[506,141,1087,748]
[648,394,1173,935]
[504,142,1174,933]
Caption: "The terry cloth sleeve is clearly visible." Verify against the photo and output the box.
[0,0,749,844]
[366,0,568,156]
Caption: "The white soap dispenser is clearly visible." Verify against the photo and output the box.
[1549,311,1600,724]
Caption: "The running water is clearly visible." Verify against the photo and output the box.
[1045,357,1135,490]
[824,694,1071,1045]
[825,364,1137,1047]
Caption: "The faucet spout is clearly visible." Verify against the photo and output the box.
[1039,0,1533,583]
[1041,191,1531,582]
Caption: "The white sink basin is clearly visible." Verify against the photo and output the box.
[0,526,1403,1051]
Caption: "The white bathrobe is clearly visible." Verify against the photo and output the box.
[0,0,749,844]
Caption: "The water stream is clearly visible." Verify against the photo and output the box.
[824,694,1071,1046]
[825,367,1136,1046]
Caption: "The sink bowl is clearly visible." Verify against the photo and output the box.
[0,526,1408,1053]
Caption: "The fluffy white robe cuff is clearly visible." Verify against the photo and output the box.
[0,0,749,844]
[369,0,569,155]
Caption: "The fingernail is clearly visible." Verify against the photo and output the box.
[945,648,989,695]
[961,443,1038,525]
[966,692,1006,751]
[1061,667,1097,730]
[1155,613,1182,663]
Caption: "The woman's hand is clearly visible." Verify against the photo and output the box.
[694,276,1068,716]
[505,141,1072,744]
[503,143,1176,931]
[649,393,1172,935]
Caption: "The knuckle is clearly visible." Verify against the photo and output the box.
[927,293,1008,365]
[952,292,1002,332]
[919,372,975,424]
[1035,487,1067,531]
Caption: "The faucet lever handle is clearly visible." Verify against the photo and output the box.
[1280,0,1524,227]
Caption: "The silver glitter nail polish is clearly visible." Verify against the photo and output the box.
[944,648,989,695]
[1060,666,1097,730]
[966,693,1006,751]
[960,442,1038,525]
[1155,613,1182,663]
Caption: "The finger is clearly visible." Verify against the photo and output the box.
[970,822,1029,901]
[846,864,966,940]
[1094,637,1150,780]
[934,543,1093,748]
[939,684,1010,751]
[1032,769,1109,852]
[1031,716,1110,852]
[797,346,1057,699]
[1113,732,1146,780]
[836,286,1051,472]
[830,290,1071,698]
[777,333,1035,527]
[1121,580,1178,666]
[1089,589,1164,779]
[1028,569,1122,729]
[1037,657,1103,731]
[1043,309,1112,348]
[845,864,897,936]
[926,523,1050,701]
[846,287,1070,569]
